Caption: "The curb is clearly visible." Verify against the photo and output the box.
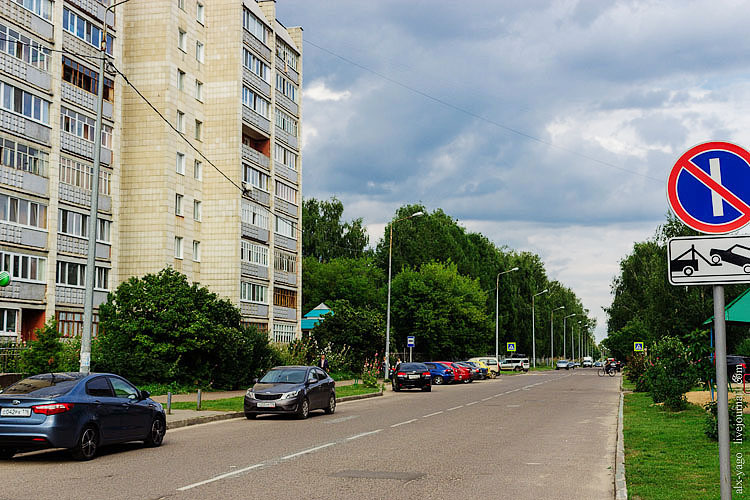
[165,391,384,430]
[615,385,628,499]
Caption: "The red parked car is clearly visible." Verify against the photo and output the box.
[436,362,472,383]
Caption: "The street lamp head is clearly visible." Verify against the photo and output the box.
[510,267,519,272]
[554,306,565,311]
[411,211,424,217]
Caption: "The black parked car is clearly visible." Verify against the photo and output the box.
[392,363,431,392]
[244,366,336,419]
[0,372,166,460]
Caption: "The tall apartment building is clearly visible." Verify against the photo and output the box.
[0,0,302,343]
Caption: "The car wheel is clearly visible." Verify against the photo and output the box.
[392,383,400,392]
[297,397,310,419]
[433,375,444,385]
[244,412,256,419]
[0,448,16,459]
[514,366,521,372]
[744,265,750,274]
[731,372,743,384]
[422,385,432,392]
[324,393,336,414]
[71,425,98,461]
[144,416,166,447]
[712,254,722,265]
[463,377,471,383]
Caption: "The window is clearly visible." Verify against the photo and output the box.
[60,107,101,143]
[242,8,269,44]
[0,194,47,229]
[274,288,297,308]
[274,250,296,273]
[274,143,297,171]
[240,281,267,303]
[193,200,201,221]
[55,261,90,287]
[176,152,185,174]
[177,0,184,10]
[58,208,87,237]
[193,159,202,180]
[176,110,185,132]
[175,193,183,216]
[86,377,113,397]
[241,240,268,266]
[192,240,200,261]
[59,157,111,195]
[273,323,296,343]
[174,236,183,258]
[242,49,270,83]
[243,165,269,191]
[0,250,46,282]
[97,218,110,243]
[178,29,186,51]
[275,181,297,204]
[195,80,203,101]
[62,56,113,102]
[275,74,297,103]
[242,86,269,118]
[62,8,113,54]
[274,108,298,137]
[195,41,204,63]
[276,39,298,71]
[177,69,185,90]
[1,81,50,125]
[96,267,109,290]
[109,377,138,399]
[275,215,297,239]
[56,311,100,338]
[0,135,49,177]
[0,309,17,336]
[195,120,202,140]
[241,201,269,229]
[0,23,51,71]
[12,0,52,20]
[196,1,204,23]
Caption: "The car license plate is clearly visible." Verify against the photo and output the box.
[257,402,276,408]
[1,408,31,417]
[408,374,419,379]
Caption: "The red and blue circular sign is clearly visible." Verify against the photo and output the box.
[667,141,750,234]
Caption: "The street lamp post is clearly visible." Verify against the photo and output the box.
[80,0,130,373]
[495,267,519,368]
[563,313,576,359]
[576,320,582,362]
[531,288,548,368]
[550,306,564,362]
[385,211,423,379]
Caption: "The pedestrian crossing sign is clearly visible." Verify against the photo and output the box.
[507,342,516,352]
[634,342,644,352]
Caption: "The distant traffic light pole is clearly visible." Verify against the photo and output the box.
[531,288,548,368]
[550,306,564,362]
[495,267,518,368]
[384,210,423,379]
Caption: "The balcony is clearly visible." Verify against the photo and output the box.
[241,262,269,280]
[0,281,46,302]
[275,55,299,85]
[66,0,116,26]
[243,32,271,62]
[55,285,108,307]
[59,183,112,212]
[274,270,296,286]
[242,67,271,98]
[242,106,271,135]
[274,161,297,185]
[0,221,46,248]
[274,198,297,218]
[61,82,114,120]
[273,305,296,321]
[276,92,298,117]
[0,164,48,195]
[274,128,298,150]
[57,234,111,259]
[60,131,112,165]
[274,234,296,252]
[241,302,269,318]
[241,223,269,243]
[0,1,53,41]
[242,143,270,171]
[244,188,270,207]
[0,109,49,145]
[0,52,51,92]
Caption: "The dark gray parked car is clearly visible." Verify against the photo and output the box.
[244,366,336,419]
[0,372,165,460]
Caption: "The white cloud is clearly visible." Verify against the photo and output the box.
[304,79,352,102]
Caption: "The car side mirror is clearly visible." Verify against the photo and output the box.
[253,378,259,384]
[140,390,150,400]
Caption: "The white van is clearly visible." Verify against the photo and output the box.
[582,356,593,368]
[499,358,529,372]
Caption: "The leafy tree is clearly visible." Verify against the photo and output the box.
[302,197,369,262]
[301,256,385,315]
[94,267,272,388]
[19,319,80,374]
[643,336,699,411]
[390,261,491,360]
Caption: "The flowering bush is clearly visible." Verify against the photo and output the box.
[625,352,649,392]
[362,353,380,388]
[643,336,699,411]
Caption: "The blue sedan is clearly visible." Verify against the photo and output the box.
[0,372,166,460]
[423,362,454,385]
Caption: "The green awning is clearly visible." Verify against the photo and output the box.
[703,287,750,324]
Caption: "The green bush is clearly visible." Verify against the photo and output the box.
[643,336,699,411]
[703,397,747,441]
[19,319,80,374]
[625,352,649,392]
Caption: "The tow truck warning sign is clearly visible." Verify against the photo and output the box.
[668,234,750,285]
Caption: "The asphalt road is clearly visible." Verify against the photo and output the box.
[0,370,621,500]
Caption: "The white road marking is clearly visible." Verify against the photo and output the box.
[422,410,444,418]
[465,401,478,406]
[447,405,464,411]
[346,429,383,441]
[391,419,417,428]
[178,463,264,491]
[481,397,492,401]
[280,442,335,461]
[507,404,521,408]
[324,415,359,424]
[526,462,542,465]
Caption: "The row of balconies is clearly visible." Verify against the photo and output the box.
[240,302,296,321]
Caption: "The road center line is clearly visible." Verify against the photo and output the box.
[422,410,444,417]
[391,419,417,428]
[347,429,383,441]
[465,401,478,406]
[481,397,492,401]
[280,442,336,461]
[447,405,464,411]
[178,463,264,491]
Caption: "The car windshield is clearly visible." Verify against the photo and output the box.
[399,363,426,371]
[0,373,81,397]
[259,368,307,384]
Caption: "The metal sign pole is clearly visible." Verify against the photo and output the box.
[409,346,412,363]
[713,284,731,500]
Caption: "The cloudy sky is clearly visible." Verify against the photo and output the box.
[275,0,750,340]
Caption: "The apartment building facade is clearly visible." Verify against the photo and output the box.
[0,0,302,343]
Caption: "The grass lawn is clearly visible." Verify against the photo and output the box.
[624,391,746,499]
[170,383,381,412]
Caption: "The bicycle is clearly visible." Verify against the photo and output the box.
[597,367,615,377]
